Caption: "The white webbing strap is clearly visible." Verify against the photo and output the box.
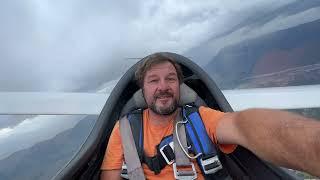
[119,116,146,180]
[173,109,197,179]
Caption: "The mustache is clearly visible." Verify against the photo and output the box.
[154,90,173,99]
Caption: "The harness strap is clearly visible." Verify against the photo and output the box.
[141,148,167,174]
[173,112,190,166]
[128,110,144,160]
[173,109,197,179]
[119,116,146,180]
[183,105,223,175]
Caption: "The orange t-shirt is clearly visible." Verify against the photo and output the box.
[101,106,237,179]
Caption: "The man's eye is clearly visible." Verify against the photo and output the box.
[149,79,158,83]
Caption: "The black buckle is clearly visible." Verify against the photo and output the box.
[159,142,175,164]
[142,151,167,175]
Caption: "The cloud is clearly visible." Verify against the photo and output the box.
[0,115,35,129]
[185,0,320,65]
[0,0,141,92]
[0,78,117,159]
[0,0,297,92]
[0,115,86,159]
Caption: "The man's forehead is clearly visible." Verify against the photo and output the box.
[145,62,177,76]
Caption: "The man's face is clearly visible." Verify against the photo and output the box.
[142,62,180,115]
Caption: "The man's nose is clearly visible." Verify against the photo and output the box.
[158,79,169,90]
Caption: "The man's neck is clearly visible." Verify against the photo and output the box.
[148,109,178,126]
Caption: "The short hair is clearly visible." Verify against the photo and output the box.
[135,53,183,88]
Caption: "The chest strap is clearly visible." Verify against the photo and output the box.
[119,115,145,180]
[173,108,197,179]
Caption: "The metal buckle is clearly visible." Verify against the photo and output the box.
[173,162,197,180]
[200,155,223,174]
[120,163,129,179]
[159,141,174,165]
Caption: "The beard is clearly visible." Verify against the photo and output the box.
[148,90,179,115]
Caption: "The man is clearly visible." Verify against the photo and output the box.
[101,53,320,179]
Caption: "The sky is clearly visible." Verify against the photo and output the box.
[1,0,320,160]
[0,0,296,92]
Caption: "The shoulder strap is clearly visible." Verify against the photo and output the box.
[183,105,218,156]
[127,109,144,159]
[173,108,197,179]
[183,105,225,177]
[119,115,145,180]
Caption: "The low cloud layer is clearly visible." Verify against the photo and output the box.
[0,115,85,159]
